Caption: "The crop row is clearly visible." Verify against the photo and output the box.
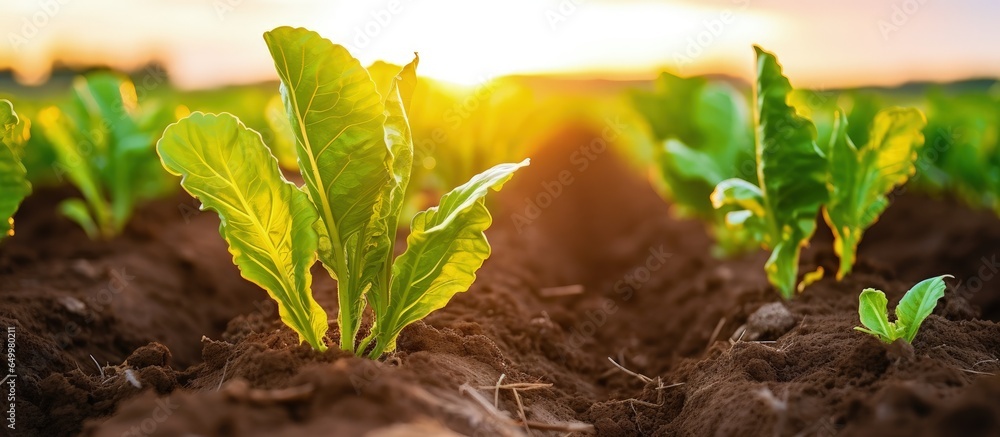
[2,27,992,352]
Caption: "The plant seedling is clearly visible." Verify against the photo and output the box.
[711,46,828,298]
[823,108,926,279]
[631,72,756,256]
[36,72,176,239]
[855,275,951,344]
[157,26,528,358]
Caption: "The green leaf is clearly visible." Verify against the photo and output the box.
[157,112,327,351]
[855,288,894,343]
[0,100,20,146]
[896,275,950,343]
[34,73,173,239]
[632,72,708,145]
[368,60,419,112]
[824,108,926,279]
[631,74,754,211]
[664,140,726,184]
[766,241,803,299]
[265,26,391,351]
[788,89,838,149]
[36,106,114,237]
[711,179,769,249]
[631,72,755,255]
[845,93,883,147]
[70,73,159,232]
[0,100,31,239]
[58,198,99,240]
[753,46,828,250]
[713,47,827,298]
[368,159,529,358]
[711,178,765,218]
[855,276,950,344]
[360,58,421,349]
[660,139,727,213]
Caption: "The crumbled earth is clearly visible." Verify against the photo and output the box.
[3,125,1000,436]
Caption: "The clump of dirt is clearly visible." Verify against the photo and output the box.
[1,188,265,436]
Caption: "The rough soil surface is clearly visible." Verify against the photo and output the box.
[4,125,1000,436]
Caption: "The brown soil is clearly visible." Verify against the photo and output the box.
[4,125,1000,437]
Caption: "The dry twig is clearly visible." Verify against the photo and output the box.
[607,356,653,384]
[460,383,595,434]
[539,285,584,298]
[705,317,726,353]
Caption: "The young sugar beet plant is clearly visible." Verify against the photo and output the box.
[712,47,927,297]
[157,26,528,358]
[856,275,951,344]
[823,108,926,279]
[711,47,828,298]
[36,72,176,239]
[631,72,757,256]
[1,100,31,240]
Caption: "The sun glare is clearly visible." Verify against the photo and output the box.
[307,0,779,86]
[0,0,781,88]
[0,0,997,88]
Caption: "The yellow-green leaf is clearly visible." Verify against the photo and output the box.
[896,275,950,343]
[59,199,99,240]
[71,73,161,233]
[36,106,110,237]
[264,26,391,351]
[824,108,926,279]
[368,159,529,357]
[856,275,949,344]
[0,100,31,239]
[157,112,327,351]
[713,47,827,298]
[361,57,420,338]
[855,288,894,343]
[34,73,173,239]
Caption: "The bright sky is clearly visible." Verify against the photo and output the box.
[1,0,998,88]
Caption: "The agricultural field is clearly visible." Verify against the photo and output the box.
[2,2,1000,436]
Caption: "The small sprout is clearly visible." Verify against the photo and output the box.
[855,275,952,344]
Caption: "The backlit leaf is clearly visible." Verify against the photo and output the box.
[855,288,894,342]
[896,275,950,343]
[368,159,529,357]
[265,26,391,351]
[157,112,327,351]
[713,47,827,298]
[824,108,926,279]
[0,100,31,239]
